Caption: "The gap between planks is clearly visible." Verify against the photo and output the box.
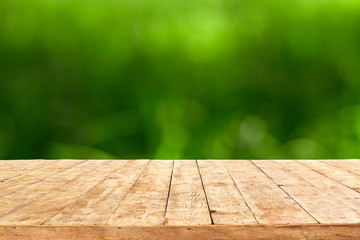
[1,159,360,228]
[250,160,319,224]
[195,160,214,225]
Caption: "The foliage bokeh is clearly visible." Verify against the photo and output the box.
[1,0,360,159]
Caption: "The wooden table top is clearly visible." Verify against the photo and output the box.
[0,159,360,239]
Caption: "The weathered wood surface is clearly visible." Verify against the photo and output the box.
[0,159,360,239]
[1,224,360,240]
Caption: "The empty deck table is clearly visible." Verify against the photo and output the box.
[0,159,360,239]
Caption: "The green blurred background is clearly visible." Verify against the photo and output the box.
[0,0,360,159]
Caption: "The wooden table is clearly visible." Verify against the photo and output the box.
[0,159,359,239]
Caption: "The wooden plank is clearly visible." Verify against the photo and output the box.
[0,161,100,219]
[224,160,316,224]
[164,160,212,225]
[1,224,360,240]
[0,160,124,225]
[44,160,149,225]
[0,160,54,171]
[0,160,85,198]
[253,160,360,223]
[298,160,360,192]
[107,160,173,225]
[197,160,257,225]
[0,160,39,181]
[0,160,62,182]
[0,159,360,240]
[322,160,360,176]
[275,160,360,214]
[0,160,106,219]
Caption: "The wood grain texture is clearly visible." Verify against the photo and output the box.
[0,160,84,198]
[0,160,61,185]
[0,160,96,219]
[322,160,360,176]
[44,160,149,225]
[298,160,360,192]
[107,160,173,225]
[276,160,360,214]
[0,160,118,224]
[1,224,359,240]
[165,160,211,225]
[224,160,316,224]
[0,160,61,182]
[254,160,360,223]
[1,159,360,240]
[197,160,257,225]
